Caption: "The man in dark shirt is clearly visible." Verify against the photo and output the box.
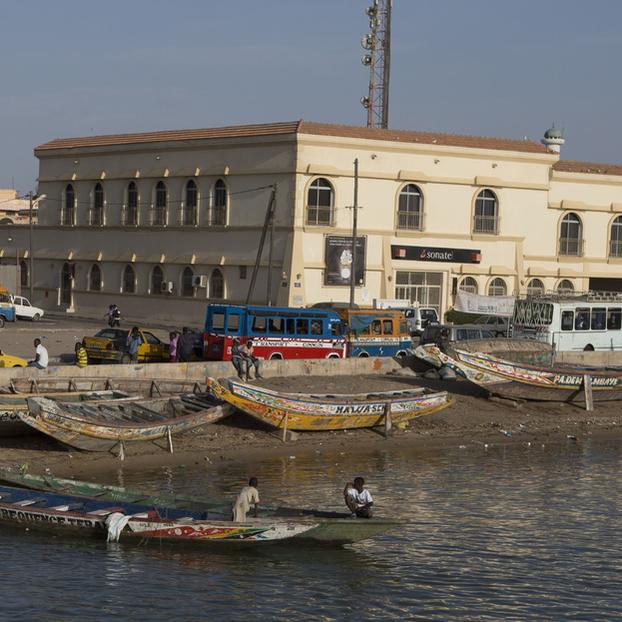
[177,327,195,362]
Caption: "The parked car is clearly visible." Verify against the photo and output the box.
[404,307,440,336]
[10,295,44,321]
[0,350,27,367]
[470,315,511,337]
[420,323,497,346]
[82,328,170,364]
[0,290,16,327]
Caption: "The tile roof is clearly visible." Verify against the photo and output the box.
[553,160,622,177]
[35,120,551,155]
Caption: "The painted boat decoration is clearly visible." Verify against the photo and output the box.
[415,343,622,402]
[21,393,229,455]
[0,390,133,437]
[206,377,452,431]
[0,484,404,546]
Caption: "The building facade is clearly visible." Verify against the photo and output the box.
[5,120,622,323]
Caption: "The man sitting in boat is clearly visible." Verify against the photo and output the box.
[344,477,374,518]
[232,477,260,522]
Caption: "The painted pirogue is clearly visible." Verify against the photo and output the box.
[206,377,452,431]
[415,343,622,402]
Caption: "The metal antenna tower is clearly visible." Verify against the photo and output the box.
[360,0,392,129]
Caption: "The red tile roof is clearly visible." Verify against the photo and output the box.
[35,120,551,155]
[553,160,622,177]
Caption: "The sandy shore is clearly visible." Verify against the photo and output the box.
[0,372,620,482]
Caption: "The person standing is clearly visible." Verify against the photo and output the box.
[231,337,248,380]
[241,339,262,380]
[344,476,374,518]
[177,327,195,363]
[232,477,260,522]
[74,342,88,368]
[169,331,179,363]
[28,338,48,369]
[126,327,142,363]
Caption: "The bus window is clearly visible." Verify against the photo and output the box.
[372,320,382,335]
[311,320,322,335]
[268,317,283,334]
[561,311,574,331]
[331,322,342,337]
[286,318,295,335]
[591,308,606,330]
[228,313,240,332]
[575,308,589,331]
[296,319,309,335]
[252,316,267,333]
[607,308,622,330]
[211,311,225,332]
[383,320,393,335]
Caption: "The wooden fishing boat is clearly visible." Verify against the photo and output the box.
[0,484,404,546]
[0,390,133,437]
[415,343,622,402]
[206,377,452,431]
[21,393,229,456]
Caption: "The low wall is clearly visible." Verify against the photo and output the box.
[554,351,622,367]
[0,355,404,385]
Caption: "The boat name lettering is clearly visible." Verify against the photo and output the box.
[0,507,101,527]
[334,404,384,415]
[553,374,619,387]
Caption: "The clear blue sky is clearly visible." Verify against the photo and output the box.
[2,0,621,193]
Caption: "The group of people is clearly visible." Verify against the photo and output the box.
[168,327,197,363]
[231,338,262,381]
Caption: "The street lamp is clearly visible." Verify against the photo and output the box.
[27,193,46,302]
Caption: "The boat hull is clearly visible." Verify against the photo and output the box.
[207,377,452,430]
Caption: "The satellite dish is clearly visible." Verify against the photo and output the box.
[361,55,372,66]
[360,96,370,108]
[360,34,373,49]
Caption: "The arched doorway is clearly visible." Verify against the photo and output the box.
[61,262,73,306]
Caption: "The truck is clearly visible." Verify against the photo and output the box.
[373,299,439,337]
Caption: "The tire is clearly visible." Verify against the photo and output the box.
[583,344,595,352]
[358,352,369,358]
[32,313,41,322]
[13,364,23,368]
[327,353,340,359]
[269,353,283,360]
[396,350,407,357]
[0,317,5,329]
[120,353,132,365]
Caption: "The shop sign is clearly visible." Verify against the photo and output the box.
[391,245,481,263]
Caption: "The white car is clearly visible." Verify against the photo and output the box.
[11,295,44,321]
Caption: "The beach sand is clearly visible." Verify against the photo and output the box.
[1,372,620,481]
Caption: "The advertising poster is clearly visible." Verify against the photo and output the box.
[324,236,366,286]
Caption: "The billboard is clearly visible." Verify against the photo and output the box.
[324,236,366,286]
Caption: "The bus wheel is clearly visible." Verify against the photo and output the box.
[358,352,369,358]
[327,353,340,359]
[269,353,283,360]
[396,350,407,357]
[583,344,595,352]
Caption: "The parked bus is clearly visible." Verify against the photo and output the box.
[512,292,622,352]
[204,304,347,361]
[337,309,412,357]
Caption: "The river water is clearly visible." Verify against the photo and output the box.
[2,439,622,621]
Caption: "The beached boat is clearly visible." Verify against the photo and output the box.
[0,390,133,437]
[0,484,404,546]
[415,343,622,402]
[21,393,229,455]
[206,377,452,431]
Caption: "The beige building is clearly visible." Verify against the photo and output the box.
[4,121,622,323]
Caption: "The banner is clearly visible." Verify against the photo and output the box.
[454,290,515,317]
[324,236,366,286]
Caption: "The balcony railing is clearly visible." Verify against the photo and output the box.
[178,207,198,226]
[208,206,227,226]
[397,211,422,231]
[559,237,584,257]
[305,205,332,227]
[610,239,622,258]
[473,214,498,234]
[149,207,168,226]
[89,208,104,226]
[122,206,138,226]
[60,208,75,226]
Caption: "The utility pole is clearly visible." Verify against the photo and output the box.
[360,0,392,129]
[28,192,33,301]
[349,159,359,309]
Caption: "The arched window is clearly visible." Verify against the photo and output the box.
[488,277,507,297]
[91,183,104,226]
[611,216,622,257]
[151,265,164,294]
[527,278,545,297]
[210,179,227,226]
[181,266,195,297]
[473,189,498,234]
[184,180,198,226]
[125,182,138,226]
[459,276,478,295]
[209,268,224,299]
[559,213,582,256]
[397,184,423,230]
[89,264,102,291]
[153,181,167,226]
[20,259,28,288]
[306,178,334,226]
[63,184,75,225]
[122,265,136,293]
[557,279,574,293]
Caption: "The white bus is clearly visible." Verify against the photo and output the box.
[512,293,622,352]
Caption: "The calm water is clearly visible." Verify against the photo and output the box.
[2,440,622,621]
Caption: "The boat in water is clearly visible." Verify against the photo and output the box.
[206,377,452,431]
[0,483,404,546]
[22,393,229,455]
[415,343,622,402]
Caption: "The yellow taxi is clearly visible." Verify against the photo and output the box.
[0,351,28,367]
[82,328,170,364]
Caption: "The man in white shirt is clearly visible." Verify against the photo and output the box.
[28,338,48,369]
[232,477,260,522]
[344,476,374,518]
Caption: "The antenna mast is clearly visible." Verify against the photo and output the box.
[360,0,392,129]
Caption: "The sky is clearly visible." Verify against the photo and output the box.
[2,0,621,193]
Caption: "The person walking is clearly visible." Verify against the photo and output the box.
[169,331,179,363]
[232,477,260,522]
[28,338,48,369]
[126,327,142,363]
[74,342,88,368]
